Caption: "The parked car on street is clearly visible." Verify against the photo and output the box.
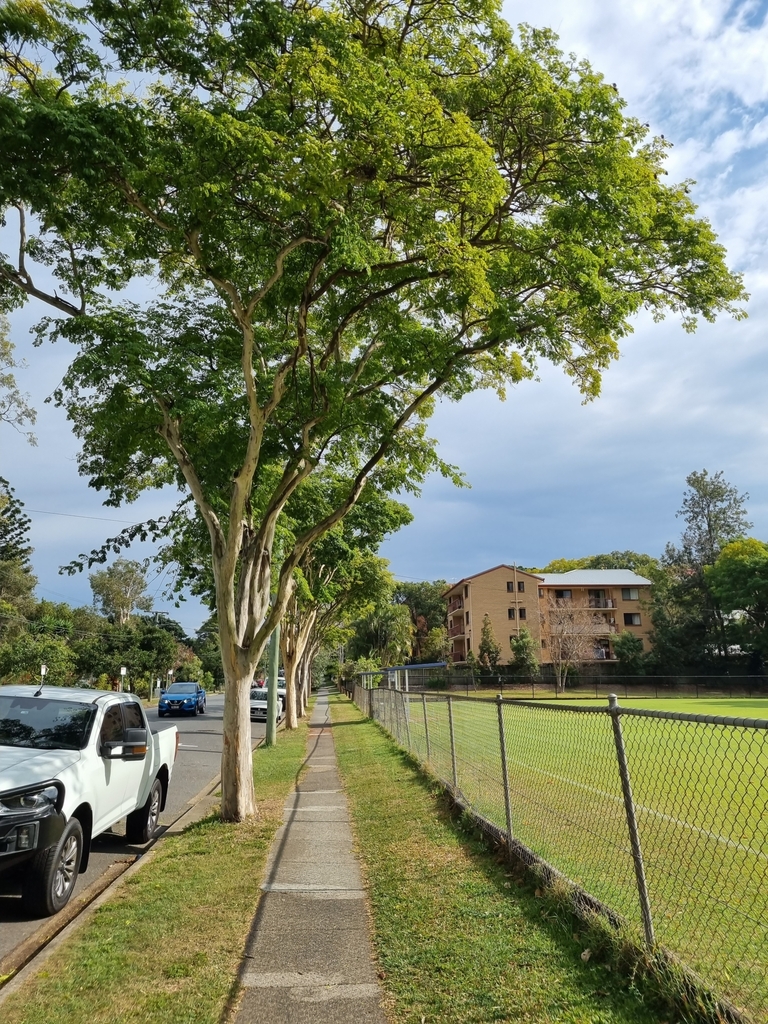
[158,681,206,717]
[0,685,178,916]
[249,685,283,722]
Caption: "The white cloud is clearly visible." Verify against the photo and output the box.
[4,0,768,620]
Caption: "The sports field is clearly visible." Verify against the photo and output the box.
[374,690,768,1021]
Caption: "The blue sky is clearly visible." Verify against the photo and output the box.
[2,0,768,632]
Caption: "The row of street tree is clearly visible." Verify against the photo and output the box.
[0,0,746,817]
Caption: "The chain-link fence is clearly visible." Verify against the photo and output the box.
[352,685,768,1022]
[358,667,768,699]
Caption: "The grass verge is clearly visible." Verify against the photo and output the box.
[0,716,312,1024]
[330,693,683,1024]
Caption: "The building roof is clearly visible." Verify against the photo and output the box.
[443,564,543,596]
[537,570,652,587]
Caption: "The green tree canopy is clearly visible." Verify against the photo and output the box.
[654,470,751,666]
[0,0,746,818]
[509,627,539,676]
[393,580,449,661]
[612,629,645,674]
[478,613,502,670]
[0,315,36,443]
[706,539,768,664]
[349,601,413,667]
[89,558,153,626]
[0,476,36,637]
[534,551,664,582]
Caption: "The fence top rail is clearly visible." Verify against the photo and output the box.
[405,691,768,730]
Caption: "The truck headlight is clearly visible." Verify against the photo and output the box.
[0,785,59,816]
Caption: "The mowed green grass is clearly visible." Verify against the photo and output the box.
[378,691,768,1022]
[538,696,768,717]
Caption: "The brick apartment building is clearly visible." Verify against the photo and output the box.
[444,565,652,666]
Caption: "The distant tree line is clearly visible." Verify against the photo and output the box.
[0,479,217,696]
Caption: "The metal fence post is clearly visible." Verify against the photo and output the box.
[422,693,431,763]
[608,694,655,948]
[447,695,458,789]
[404,693,412,751]
[496,695,514,848]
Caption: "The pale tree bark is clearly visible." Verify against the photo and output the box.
[296,647,315,712]
[280,584,318,729]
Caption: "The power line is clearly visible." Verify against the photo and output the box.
[24,508,138,524]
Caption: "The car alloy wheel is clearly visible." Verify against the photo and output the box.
[53,833,80,901]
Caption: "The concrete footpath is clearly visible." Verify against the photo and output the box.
[234,689,387,1024]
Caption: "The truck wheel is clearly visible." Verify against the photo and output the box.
[125,779,163,845]
[21,817,83,917]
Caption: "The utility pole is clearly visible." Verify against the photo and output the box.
[265,620,280,747]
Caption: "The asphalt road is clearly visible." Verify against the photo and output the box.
[0,693,266,960]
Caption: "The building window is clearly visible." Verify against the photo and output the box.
[519,607,527,620]
[622,587,639,601]
[509,635,515,645]
[538,588,544,598]
[624,613,641,626]
[508,608,515,619]
[555,589,572,600]
[464,584,469,598]
[466,611,470,624]
[507,581,514,592]
[518,581,525,592]
[541,639,547,648]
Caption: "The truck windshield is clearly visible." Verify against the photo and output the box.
[0,696,96,751]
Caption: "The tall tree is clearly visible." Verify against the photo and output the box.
[478,613,502,670]
[0,476,36,637]
[675,470,751,567]
[613,630,645,674]
[0,315,36,444]
[393,580,449,661]
[656,470,751,664]
[89,557,153,626]
[0,476,33,565]
[0,1,745,819]
[509,627,540,677]
[349,602,414,667]
[706,539,768,667]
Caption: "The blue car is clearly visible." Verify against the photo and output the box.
[158,681,206,717]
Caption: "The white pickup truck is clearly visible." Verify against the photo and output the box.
[0,685,178,917]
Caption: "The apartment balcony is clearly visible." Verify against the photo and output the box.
[447,597,464,614]
[553,623,618,637]
[451,651,466,663]
[448,623,466,638]
[588,599,616,609]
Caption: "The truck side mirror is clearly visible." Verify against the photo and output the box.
[101,728,148,760]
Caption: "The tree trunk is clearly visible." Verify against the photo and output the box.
[300,653,312,712]
[283,657,299,729]
[219,662,257,819]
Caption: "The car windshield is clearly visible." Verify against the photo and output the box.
[166,682,197,694]
[250,690,266,700]
[0,695,96,750]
